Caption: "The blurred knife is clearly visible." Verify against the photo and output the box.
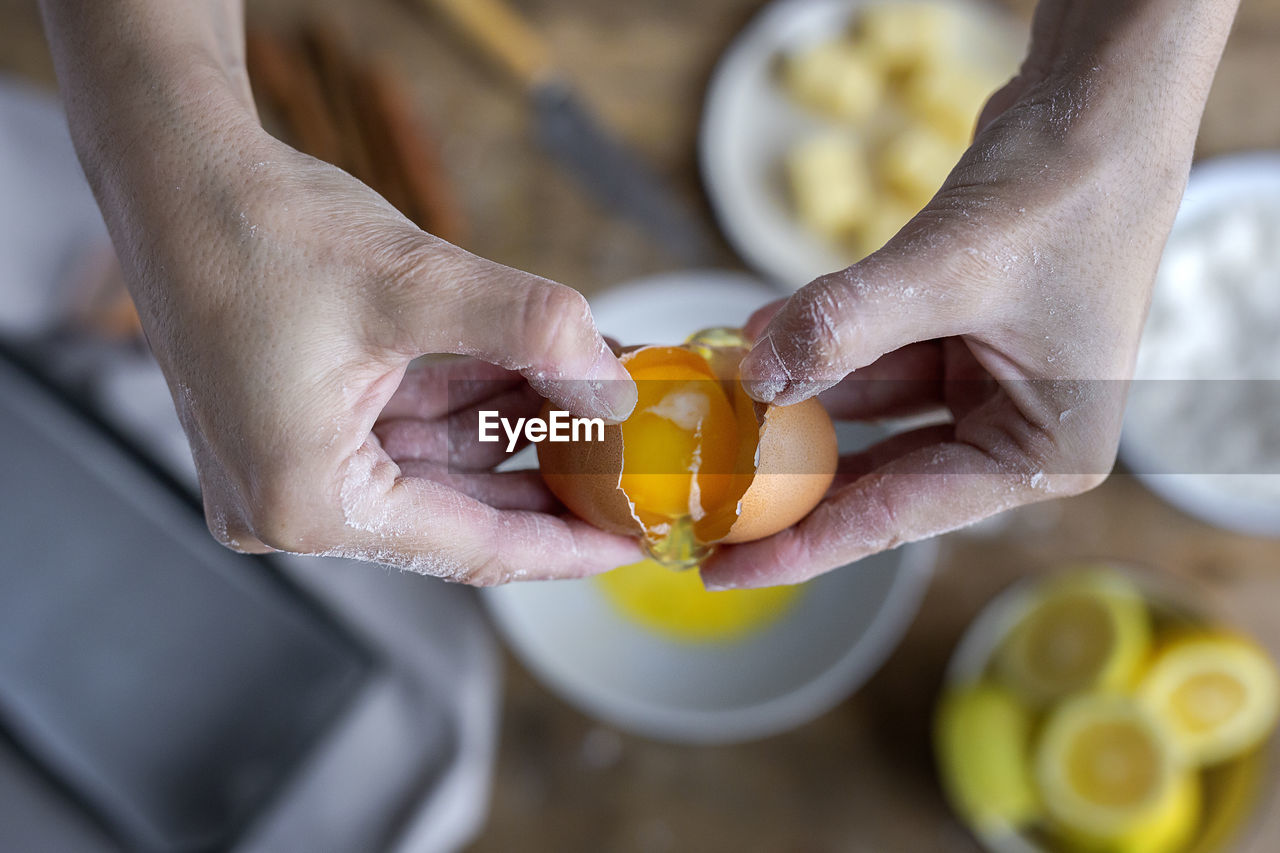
[415,0,719,264]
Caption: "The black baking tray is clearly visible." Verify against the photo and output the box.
[0,343,374,852]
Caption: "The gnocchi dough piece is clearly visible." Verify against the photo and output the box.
[854,196,919,259]
[903,61,1006,142]
[858,3,965,73]
[787,132,874,239]
[878,125,964,211]
[782,40,886,122]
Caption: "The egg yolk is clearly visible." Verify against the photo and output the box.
[619,349,743,527]
[597,558,803,643]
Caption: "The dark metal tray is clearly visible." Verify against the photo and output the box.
[0,346,372,852]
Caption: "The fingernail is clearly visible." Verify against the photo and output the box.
[700,576,739,592]
[583,339,638,421]
[738,337,788,404]
[599,376,640,420]
[586,361,637,422]
[699,562,742,591]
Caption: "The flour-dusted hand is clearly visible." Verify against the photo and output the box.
[40,0,640,583]
[701,0,1241,590]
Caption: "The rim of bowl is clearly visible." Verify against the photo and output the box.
[483,537,937,744]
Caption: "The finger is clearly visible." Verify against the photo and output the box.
[940,337,1000,422]
[380,357,524,421]
[193,432,276,554]
[700,395,1102,590]
[203,488,274,554]
[396,462,559,512]
[375,386,544,470]
[831,423,955,488]
[817,341,945,421]
[314,439,642,583]
[738,251,983,407]
[391,243,637,422]
[701,443,1045,590]
[446,383,545,464]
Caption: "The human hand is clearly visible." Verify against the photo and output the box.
[159,127,643,583]
[701,0,1240,590]
[42,17,642,583]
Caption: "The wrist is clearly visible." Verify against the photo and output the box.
[40,0,258,178]
[1033,0,1239,138]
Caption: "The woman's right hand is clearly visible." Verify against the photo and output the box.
[51,45,642,583]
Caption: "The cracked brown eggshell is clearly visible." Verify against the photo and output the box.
[537,344,837,547]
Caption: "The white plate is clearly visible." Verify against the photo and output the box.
[483,270,935,743]
[1120,153,1280,539]
[699,0,1024,290]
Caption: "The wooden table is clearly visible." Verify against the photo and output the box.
[3,1,1279,850]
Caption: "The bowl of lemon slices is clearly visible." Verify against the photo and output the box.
[934,564,1280,853]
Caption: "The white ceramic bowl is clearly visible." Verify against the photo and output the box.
[699,0,1024,290]
[1119,153,1280,539]
[482,270,936,743]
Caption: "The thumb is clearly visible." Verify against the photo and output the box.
[739,254,979,406]
[399,246,637,421]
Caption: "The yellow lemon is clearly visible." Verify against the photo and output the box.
[1036,693,1199,853]
[596,559,801,643]
[934,682,1039,834]
[997,568,1152,705]
[1138,634,1280,767]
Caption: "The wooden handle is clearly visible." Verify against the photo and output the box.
[416,0,556,89]
[360,59,469,244]
[246,29,345,167]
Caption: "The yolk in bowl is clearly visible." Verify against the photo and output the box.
[596,558,803,643]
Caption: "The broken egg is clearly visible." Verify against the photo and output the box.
[538,328,838,569]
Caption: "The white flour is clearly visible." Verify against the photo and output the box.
[1130,192,1280,505]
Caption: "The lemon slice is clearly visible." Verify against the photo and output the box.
[934,683,1038,834]
[1036,693,1199,853]
[1138,634,1280,766]
[996,568,1151,705]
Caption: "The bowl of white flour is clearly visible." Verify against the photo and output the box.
[1121,152,1280,537]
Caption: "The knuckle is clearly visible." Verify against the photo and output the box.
[517,281,593,365]
[975,417,1116,499]
[1041,392,1124,494]
[1050,437,1117,496]
[249,507,309,553]
[782,273,857,362]
[374,232,478,316]
[382,235,461,296]
[458,552,511,588]
[202,504,254,551]
[863,486,905,551]
[244,475,333,554]
[961,411,1059,478]
[840,475,904,552]
[451,517,520,586]
[1070,469,1111,494]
